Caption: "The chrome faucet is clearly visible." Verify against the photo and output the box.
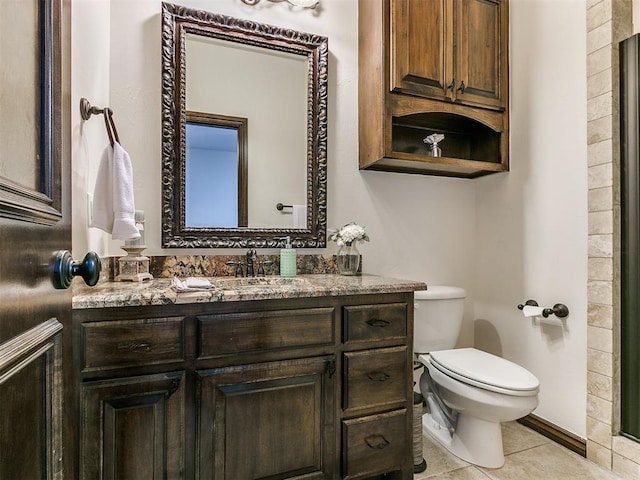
[246,249,257,277]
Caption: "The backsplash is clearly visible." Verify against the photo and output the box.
[99,254,351,281]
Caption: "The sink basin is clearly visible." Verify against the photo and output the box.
[211,276,309,289]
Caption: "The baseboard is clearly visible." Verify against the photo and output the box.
[518,414,587,457]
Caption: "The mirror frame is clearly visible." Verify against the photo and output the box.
[161,2,328,248]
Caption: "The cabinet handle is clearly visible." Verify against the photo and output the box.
[457,80,466,94]
[364,434,390,450]
[117,343,151,351]
[447,78,456,91]
[367,371,390,382]
[366,318,391,328]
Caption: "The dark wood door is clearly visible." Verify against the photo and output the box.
[79,372,186,480]
[0,1,72,478]
[197,356,336,480]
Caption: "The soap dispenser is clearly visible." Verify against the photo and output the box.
[280,236,297,277]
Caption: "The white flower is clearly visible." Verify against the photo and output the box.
[328,222,370,246]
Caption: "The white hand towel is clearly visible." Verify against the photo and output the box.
[292,204,307,228]
[90,142,140,241]
[171,277,213,292]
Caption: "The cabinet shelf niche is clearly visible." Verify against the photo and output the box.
[393,111,502,162]
[364,112,507,179]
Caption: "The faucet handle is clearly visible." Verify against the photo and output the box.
[225,261,244,278]
[257,260,274,277]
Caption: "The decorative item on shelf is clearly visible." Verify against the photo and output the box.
[116,210,153,282]
[328,221,369,276]
[423,133,445,157]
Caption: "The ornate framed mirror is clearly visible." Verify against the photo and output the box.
[161,2,328,248]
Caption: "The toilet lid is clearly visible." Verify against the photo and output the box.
[429,348,539,395]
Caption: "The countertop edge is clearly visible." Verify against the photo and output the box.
[72,274,427,309]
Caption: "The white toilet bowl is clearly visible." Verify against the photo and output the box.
[419,348,539,468]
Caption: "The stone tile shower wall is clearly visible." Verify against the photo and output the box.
[586,0,640,477]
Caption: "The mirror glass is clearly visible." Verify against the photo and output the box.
[161,3,328,248]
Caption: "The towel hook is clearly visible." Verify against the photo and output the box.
[80,98,121,147]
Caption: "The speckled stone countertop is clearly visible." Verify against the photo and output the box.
[72,274,427,309]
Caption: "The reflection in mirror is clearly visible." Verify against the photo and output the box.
[185,34,307,230]
[161,2,328,248]
[185,112,248,228]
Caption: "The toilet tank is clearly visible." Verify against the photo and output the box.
[414,286,466,354]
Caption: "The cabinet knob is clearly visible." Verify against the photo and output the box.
[447,78,456,91]
[457,80,466,94]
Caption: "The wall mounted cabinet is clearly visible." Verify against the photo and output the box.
[359,0,509,178]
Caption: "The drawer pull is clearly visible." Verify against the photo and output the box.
[367,371,390,382]
[365,318,391,328]
[117,343,151,352]
[364,434,390,450]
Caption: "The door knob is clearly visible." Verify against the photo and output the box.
[52,251,101,289]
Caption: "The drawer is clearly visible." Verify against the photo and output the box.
[342,409,408,479]
[81,317,184,372]
[198,307,335,358]
[343,303,407,343]
[343,346,408,411]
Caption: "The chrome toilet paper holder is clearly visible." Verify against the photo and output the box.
[517,300,570,318]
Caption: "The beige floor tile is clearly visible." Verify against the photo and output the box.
[501,421,550,456]
[479,443,622,480]
[414,432,470,479]
[421,466,493,480]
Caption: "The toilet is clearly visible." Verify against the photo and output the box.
[414,286,539,469]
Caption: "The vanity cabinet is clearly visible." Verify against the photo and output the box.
[359,0,510,178]
[72,292,415,480]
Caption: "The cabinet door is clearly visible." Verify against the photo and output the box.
[391,0,454,102]
[453,0,507,110]
[197,356,335,480]
[80,372,185,480]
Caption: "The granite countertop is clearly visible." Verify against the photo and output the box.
[72,274,427,309]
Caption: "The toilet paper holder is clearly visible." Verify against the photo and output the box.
[517,300,570,318]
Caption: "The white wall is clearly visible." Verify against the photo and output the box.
[71,0,589,436]
[72,0,478,346]
[475,0,588,437]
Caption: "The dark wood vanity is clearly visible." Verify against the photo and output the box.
[71,275,424,479]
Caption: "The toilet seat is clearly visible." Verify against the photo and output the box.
[426,348,539,397]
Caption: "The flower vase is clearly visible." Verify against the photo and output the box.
[336,241,360,276]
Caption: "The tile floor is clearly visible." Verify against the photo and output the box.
[414,421,622,480]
